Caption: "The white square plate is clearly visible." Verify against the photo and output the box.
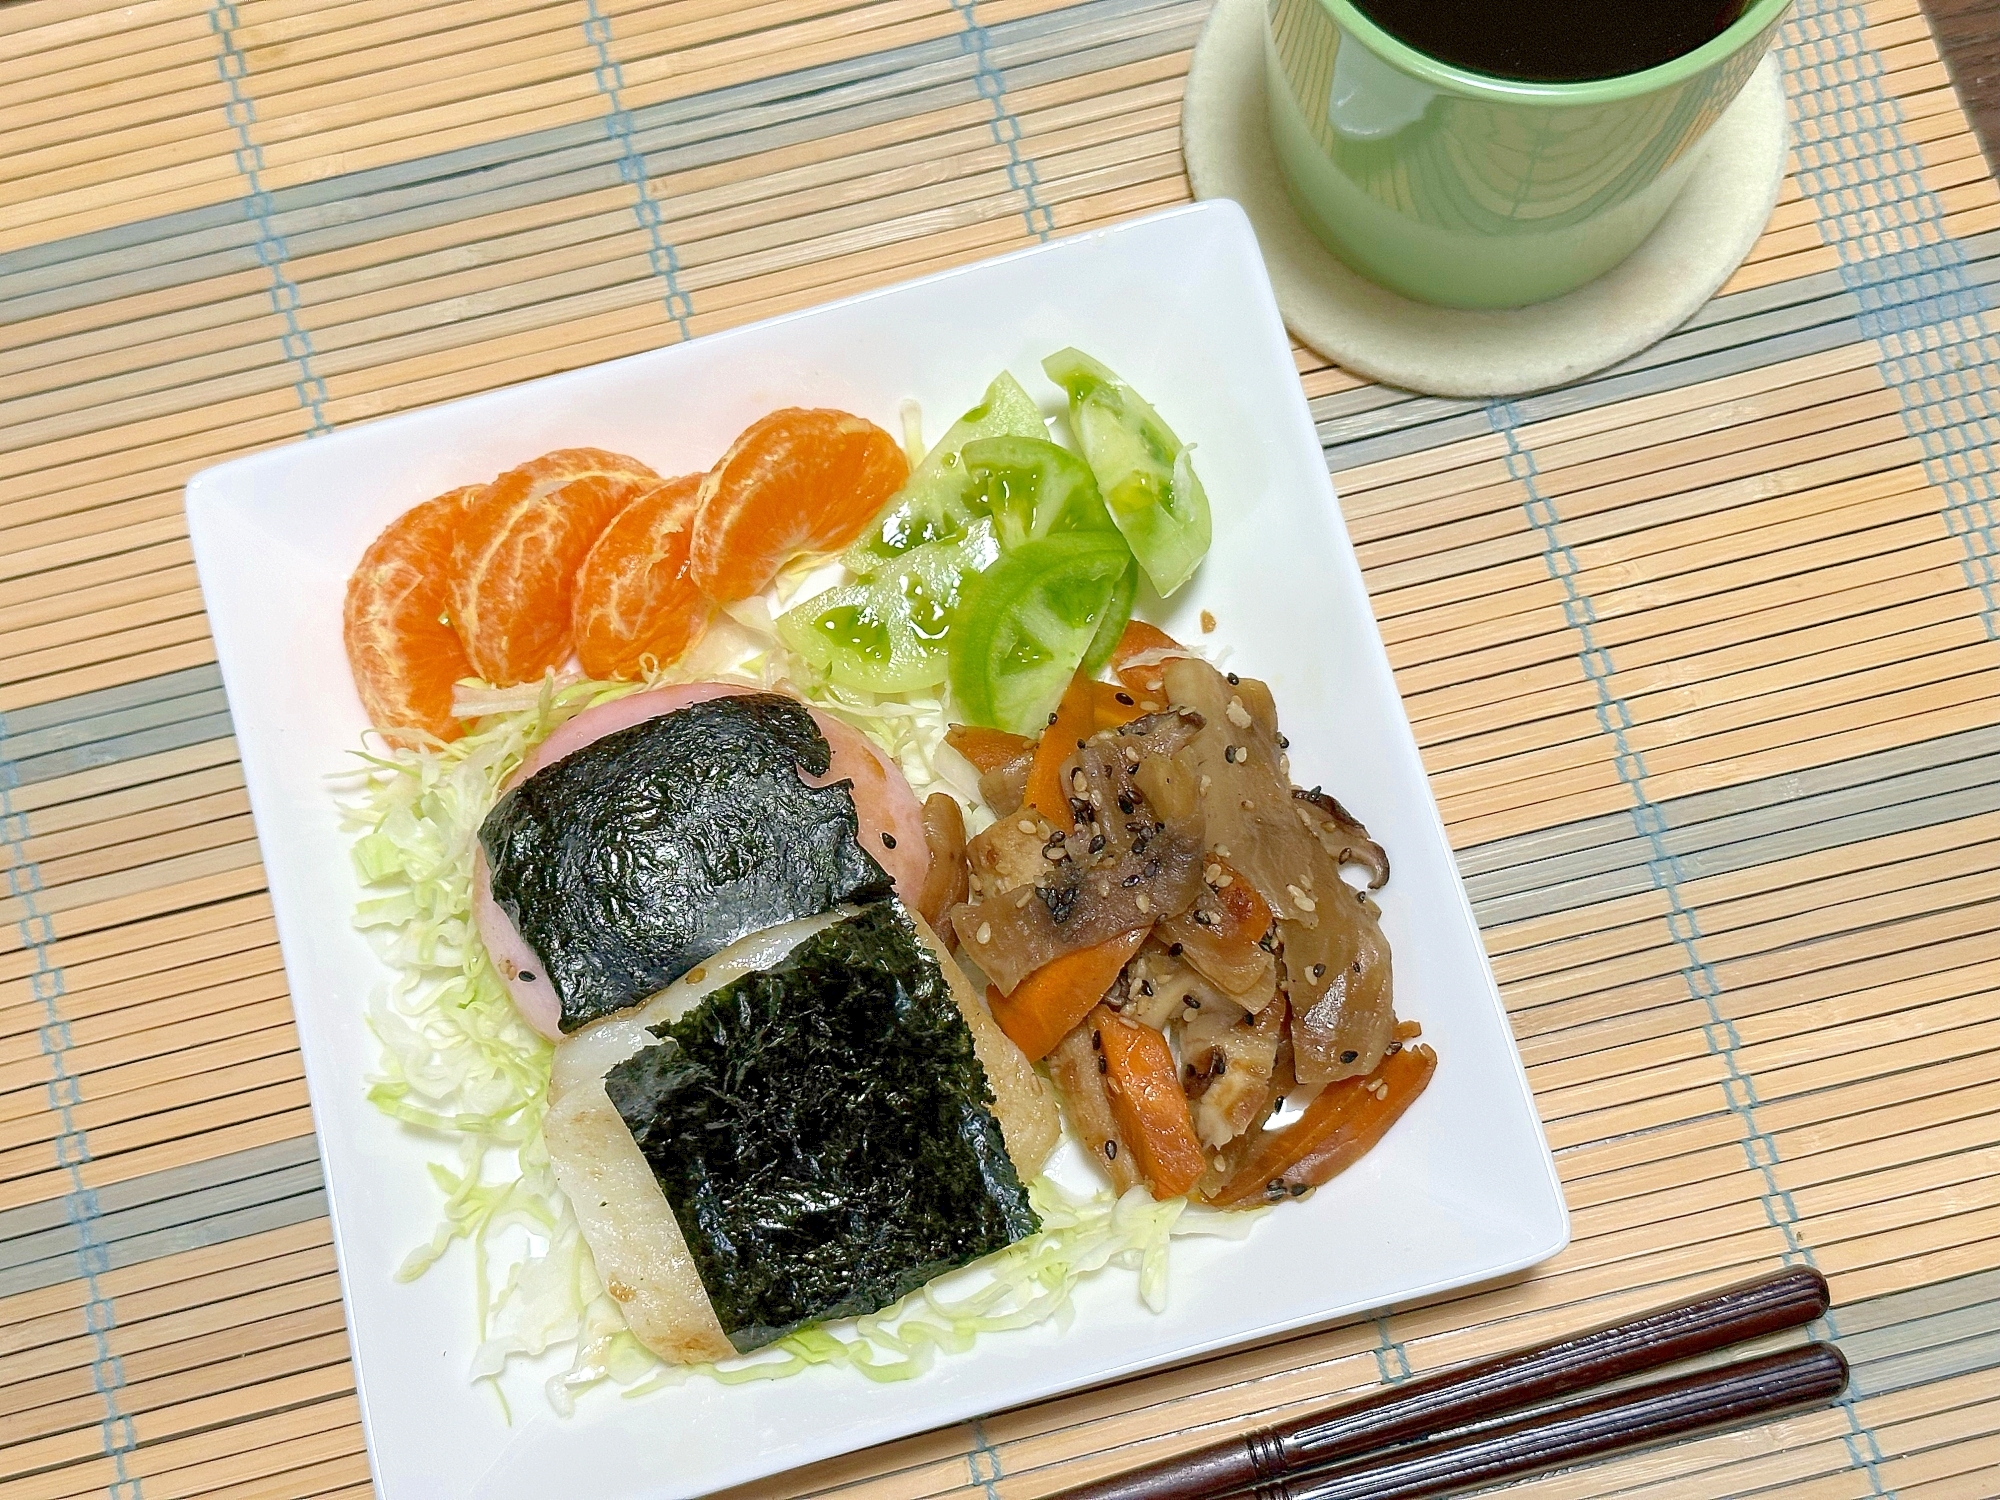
[186,202,1567,1500]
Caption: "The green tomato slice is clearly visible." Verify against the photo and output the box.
[1042,347,1212,597]
[959,435,1119,550]
[779,524,999,693]
[843,372,1045,575]
[1080,553,1138,679]
[948,533,1134,733]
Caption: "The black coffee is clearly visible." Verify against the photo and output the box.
[1349,0,1752,83]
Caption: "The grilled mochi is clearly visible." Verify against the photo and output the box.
[477,692,895,1034]
[545,900,1059,1362]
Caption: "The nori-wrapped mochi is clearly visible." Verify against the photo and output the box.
[603,901,1041,1352]
[478,693,891,1032]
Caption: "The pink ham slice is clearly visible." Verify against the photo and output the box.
[474,683,930,1040]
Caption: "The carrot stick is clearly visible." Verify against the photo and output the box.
[986,926,1147,1062]
[1096,1008,1208,1199]
[944,723,1032,773]
[1023,670,1096,832]
[1207,1042,1437,1207]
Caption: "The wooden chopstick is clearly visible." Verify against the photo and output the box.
[1055,1266,1832,1500]
[1262,1343,1851,1500]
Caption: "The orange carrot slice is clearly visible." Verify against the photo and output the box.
[1096,1008,1207,1199]
[944,724,1033,773]
[1023,670,1096,832]
[1090,679,1145,731]
[1208,1043,1437,1207]
[987,927,1148,1063]
[1109,620,1187,701]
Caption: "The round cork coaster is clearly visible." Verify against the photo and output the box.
[1181,0,1788,397]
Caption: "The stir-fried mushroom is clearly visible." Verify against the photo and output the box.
[1155,859,1276,999]
[949,711,1205,993]
[916,792,968,930]
[1117,941,1246,1031]
[1295,787,1390,890]
[1161,657,1396,1083]
[1183,996,1288,1148]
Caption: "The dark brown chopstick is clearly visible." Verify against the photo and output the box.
[1055,1267,1831,1500]
[1261,1343,1850,1500]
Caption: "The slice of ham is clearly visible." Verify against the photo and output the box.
[474,683,929,1039]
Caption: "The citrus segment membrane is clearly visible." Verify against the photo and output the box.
[342,484,483,746]
[450,447,660,684]
[691,408,909,602]
[572,472,711,680]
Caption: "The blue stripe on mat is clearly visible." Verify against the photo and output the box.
[580,0,696,337]
[0,716,142,1499]
[1485,397,1898,1497]
[967,1417,1006,1498]
[954,0,1056,241]
[207,0,331,438]
[1779,0,2000,644]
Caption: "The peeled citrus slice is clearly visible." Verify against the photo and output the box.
[343,485,482,747]
[572,472,713,680]
[450,447,659,685]
[689,408,908,602]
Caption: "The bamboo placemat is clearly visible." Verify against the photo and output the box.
[3,0,1997,1496]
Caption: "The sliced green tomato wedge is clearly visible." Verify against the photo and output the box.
[1042,348,1212,597]
[959,435,1119,550]
[949,533,1134,733]
[844,372,1045,575]
[1080,553,1138,679]
[779,524,999,692]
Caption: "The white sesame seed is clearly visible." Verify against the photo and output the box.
[1136,892,1152,914]
[1017,817,1036,834]
[1200,774,1213,794]
[976,923,992,943]
[1215,873,1233,888]
[1226,697,1253,728]
[1016,889,1034,908]
[1295,893,1317,912]
[1240,798,1255,811]
[1214,845,1231,858]
[1205,863,1223,883]
[687,967,706,984]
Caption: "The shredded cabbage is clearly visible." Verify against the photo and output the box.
[341,630,1264,1415]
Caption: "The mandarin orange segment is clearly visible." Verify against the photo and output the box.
[689,408,908,602]
[343,485,483,746]
[450,447,659,684]
[572,472,713,680]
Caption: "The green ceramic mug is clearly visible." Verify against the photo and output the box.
[1263,0,1792,308]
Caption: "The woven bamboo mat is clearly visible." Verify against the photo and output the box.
[2,0,1997,1495]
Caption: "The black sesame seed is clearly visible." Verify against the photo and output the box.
[1289,1183,1309,1198]
[1312,963,1325,980]
[1116,692,1134,706]
[1168,942,1184,956]
[519,971,537,983]
[1090,834,1107,853]
[880,831,897,849]
[1213,1055,1227,1075]
[1098,1057,1108,1074]
[1139,980,1153,997]
[1277,734,1290,749]
[1091,1031,1102,1050]
[1226,672,1240,684]
[1048,711,1060,726]
[1339,1049,1359,1064]
[1106,1140,1118,1160]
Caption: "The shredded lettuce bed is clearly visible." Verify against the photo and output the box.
[339,616,1262,1415]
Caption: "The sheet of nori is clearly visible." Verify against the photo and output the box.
[602,901,1041,1353]
[478,694,891,1032]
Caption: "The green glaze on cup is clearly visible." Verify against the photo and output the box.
[1264,0,1792,308]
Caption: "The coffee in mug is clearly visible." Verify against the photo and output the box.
[1346,0,1755,83]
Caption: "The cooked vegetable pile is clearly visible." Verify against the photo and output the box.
[942,629,1434,1207]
